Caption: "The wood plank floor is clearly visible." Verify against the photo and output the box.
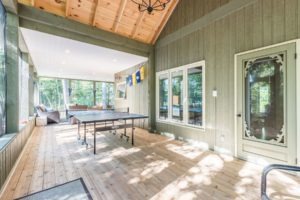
[1,124,300,200]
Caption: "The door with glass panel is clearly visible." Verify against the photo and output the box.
[236,43,297,164]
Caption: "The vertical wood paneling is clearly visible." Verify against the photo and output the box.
[215,17,231,150]
[198,29,204,61]
[262,0,273,46]
[285,0,298,40]
[244,5,254,50]
[236,8,245,53]
[253,0,263,48]
[228,12,237,154]
[298,0,300,38]
[155,0,300,154]
[159,0,231,39]
[114,63,149,129]
[272,0,285,43]
[204,22,216,148]
[0,119,35,191]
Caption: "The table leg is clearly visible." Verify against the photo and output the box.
[77,122,81,140]
[131,119,134,145]
[94,122,96,154]
[143,119,145,129]
[84,123,87,147]
[124,120,127,136]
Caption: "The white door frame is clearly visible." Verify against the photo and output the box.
[234,39,300,166]
[297,40,300,165]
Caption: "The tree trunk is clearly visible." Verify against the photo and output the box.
[102,82,107,108]
[62,79,70,108]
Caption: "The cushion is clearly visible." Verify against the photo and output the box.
[38,104,46,112]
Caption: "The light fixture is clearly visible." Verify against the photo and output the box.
[131,0,171,14]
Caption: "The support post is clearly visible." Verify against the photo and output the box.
[28,64,34,116]
[5,12,19,133]
[148,47,156,132]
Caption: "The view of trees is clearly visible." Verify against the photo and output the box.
[70,80,94,107]
[188,67,202,107]
[39,77,114,111]
[96,82,114,107]
[159,77,168,119]
[39,78,65,111]
[188,67,203,126]
[172,72,183,121]
[245,58,283,141]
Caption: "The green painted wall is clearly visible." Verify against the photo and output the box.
[114,62,149,129]
[5,12,19,133]
[155,0,300,154]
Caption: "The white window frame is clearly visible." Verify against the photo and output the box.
[156,60,206,129]
[156,72,170,120]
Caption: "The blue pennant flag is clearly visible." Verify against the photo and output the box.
[136,70,141,84]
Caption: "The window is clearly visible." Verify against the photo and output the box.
[156,61,205,128]
[171,70,183,122]
[70,80,94,107]
[95,82,114,108]
[39,78,65,111]
[0,2,5,136]
[39,78,115,110]
[188,66,203,126]
[158,74,168,119]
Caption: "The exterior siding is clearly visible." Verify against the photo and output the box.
[155,0,300,154]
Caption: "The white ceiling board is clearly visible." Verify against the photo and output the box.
[20,28,148,82]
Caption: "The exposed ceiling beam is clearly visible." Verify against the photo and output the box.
[151,0,179,44]
[112,0,127,32]
[92,0,99,26]
[18,4,152,57]
[130,11,146,39]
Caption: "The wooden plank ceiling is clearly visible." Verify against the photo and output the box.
[18,0,179,44]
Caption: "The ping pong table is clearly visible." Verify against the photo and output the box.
[71,110,148,154]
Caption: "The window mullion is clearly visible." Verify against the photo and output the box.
[183,68,188,125]
[168,72,172,120]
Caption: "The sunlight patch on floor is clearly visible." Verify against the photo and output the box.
[96,147,141,164]
[165,143,205,159]
[128,159,173,184]
[150,154,226,200]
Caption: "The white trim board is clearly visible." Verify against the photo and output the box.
[297,40,300,166]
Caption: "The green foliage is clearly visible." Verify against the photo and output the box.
[70,80,94,107]
[188,72,202,105]
[96,82,114,106]
[39,78,114,109]
[39,78,64,110]
[159,78,168,107]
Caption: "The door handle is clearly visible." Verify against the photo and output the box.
[237,114,242,117]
